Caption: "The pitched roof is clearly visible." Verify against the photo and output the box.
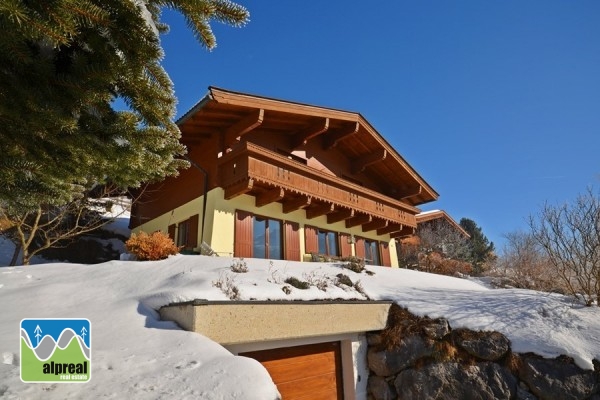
[178,87,439,206]
[416,210,470,238]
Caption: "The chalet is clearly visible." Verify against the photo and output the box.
[130,87,439,267]
[400,209,470,248]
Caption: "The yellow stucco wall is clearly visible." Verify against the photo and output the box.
[134,188,400,267]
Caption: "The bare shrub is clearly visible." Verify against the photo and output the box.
[335,273,353,287]
[284,276,310,290]
[302,269,329,291]
[418,252,472,276]
[212,272,240,300]
[125,231,180,261]
[341,256,365,273]
[491,231,563,292]
[529,187,600,306]
[230,258,248,273]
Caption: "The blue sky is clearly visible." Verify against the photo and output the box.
[158,1,600,251]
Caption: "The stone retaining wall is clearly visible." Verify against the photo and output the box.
[367,304,600,400]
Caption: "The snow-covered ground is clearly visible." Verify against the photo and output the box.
[1,211,599,398]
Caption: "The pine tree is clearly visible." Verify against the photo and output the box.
[0,0,249,264]
[459,218,495,275]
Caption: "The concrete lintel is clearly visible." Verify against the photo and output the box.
[159,300,392,345]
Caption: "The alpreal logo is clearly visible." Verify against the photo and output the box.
[20,318,91,383]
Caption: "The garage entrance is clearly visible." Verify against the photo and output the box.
[241,341,344,400]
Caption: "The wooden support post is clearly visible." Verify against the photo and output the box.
[345,214,371,228]
[323,121,360,150]
[282,195,311,214]
[224,178,254,200]
[327,208,354,224]
[224,109,264,149]
[292,118,329,148]
[306,203,335,219]
[362,218,387,233]
[351,148,387,174]
[390,226,416,238]
[377,223,402,236]
[255,187,285,207]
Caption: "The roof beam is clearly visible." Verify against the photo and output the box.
[377,223,402,236]
[224,178,254,200]
[323,121,360,150]
[224,109,264,148]
[306,203,335,219]
[291,118,329,148]
[362,218,387,233]
[255,187,284,207]
[352,149,387,174]
[327,208,354,224]
[400,185,422,200]
[390,226,416,238]
[282,195,311,214]
[345,214,371,228]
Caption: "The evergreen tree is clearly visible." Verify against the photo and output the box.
[459,218,495,274]
[0,0,248,264]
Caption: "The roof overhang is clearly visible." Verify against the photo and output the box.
[177,87,439,206]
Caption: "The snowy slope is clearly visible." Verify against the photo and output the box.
[1,255,599,399]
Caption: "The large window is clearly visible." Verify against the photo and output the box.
[317,229,339,256]
[235,210,299,261]
[253,217,282,259]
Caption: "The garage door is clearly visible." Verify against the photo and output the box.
[240,341,344,400]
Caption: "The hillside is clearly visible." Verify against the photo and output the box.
[1,254,599,399]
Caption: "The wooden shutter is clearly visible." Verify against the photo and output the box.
[234,210,253,258]
[380,241,391,267]
[167,224,176,241]
[187,214,199,249]
[304,225,318,254]
[284,221,301,261]
[355,237,365,259]
[339,233,352,258]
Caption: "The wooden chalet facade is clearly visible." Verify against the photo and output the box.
[130,87,438,267]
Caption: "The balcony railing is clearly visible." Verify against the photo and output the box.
[217,142,418,227]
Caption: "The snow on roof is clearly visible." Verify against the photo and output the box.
[1,255,599,398]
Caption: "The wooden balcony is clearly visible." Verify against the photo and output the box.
[217,142,418,235]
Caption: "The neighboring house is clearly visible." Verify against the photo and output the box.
[130,87,438,267]
[398,209,471,271]
[402,209,470,246]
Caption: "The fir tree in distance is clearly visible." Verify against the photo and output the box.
[459,218,495,275]
[0,0,249,264]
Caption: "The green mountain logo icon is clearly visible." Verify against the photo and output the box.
[20,319,91,383]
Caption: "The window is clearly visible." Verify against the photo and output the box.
[317,229,339,256]
[253,217,283,260]
[175,215,199,250]
[235,211,299,260]
[177,220,190,248]
[364,239,380,266]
